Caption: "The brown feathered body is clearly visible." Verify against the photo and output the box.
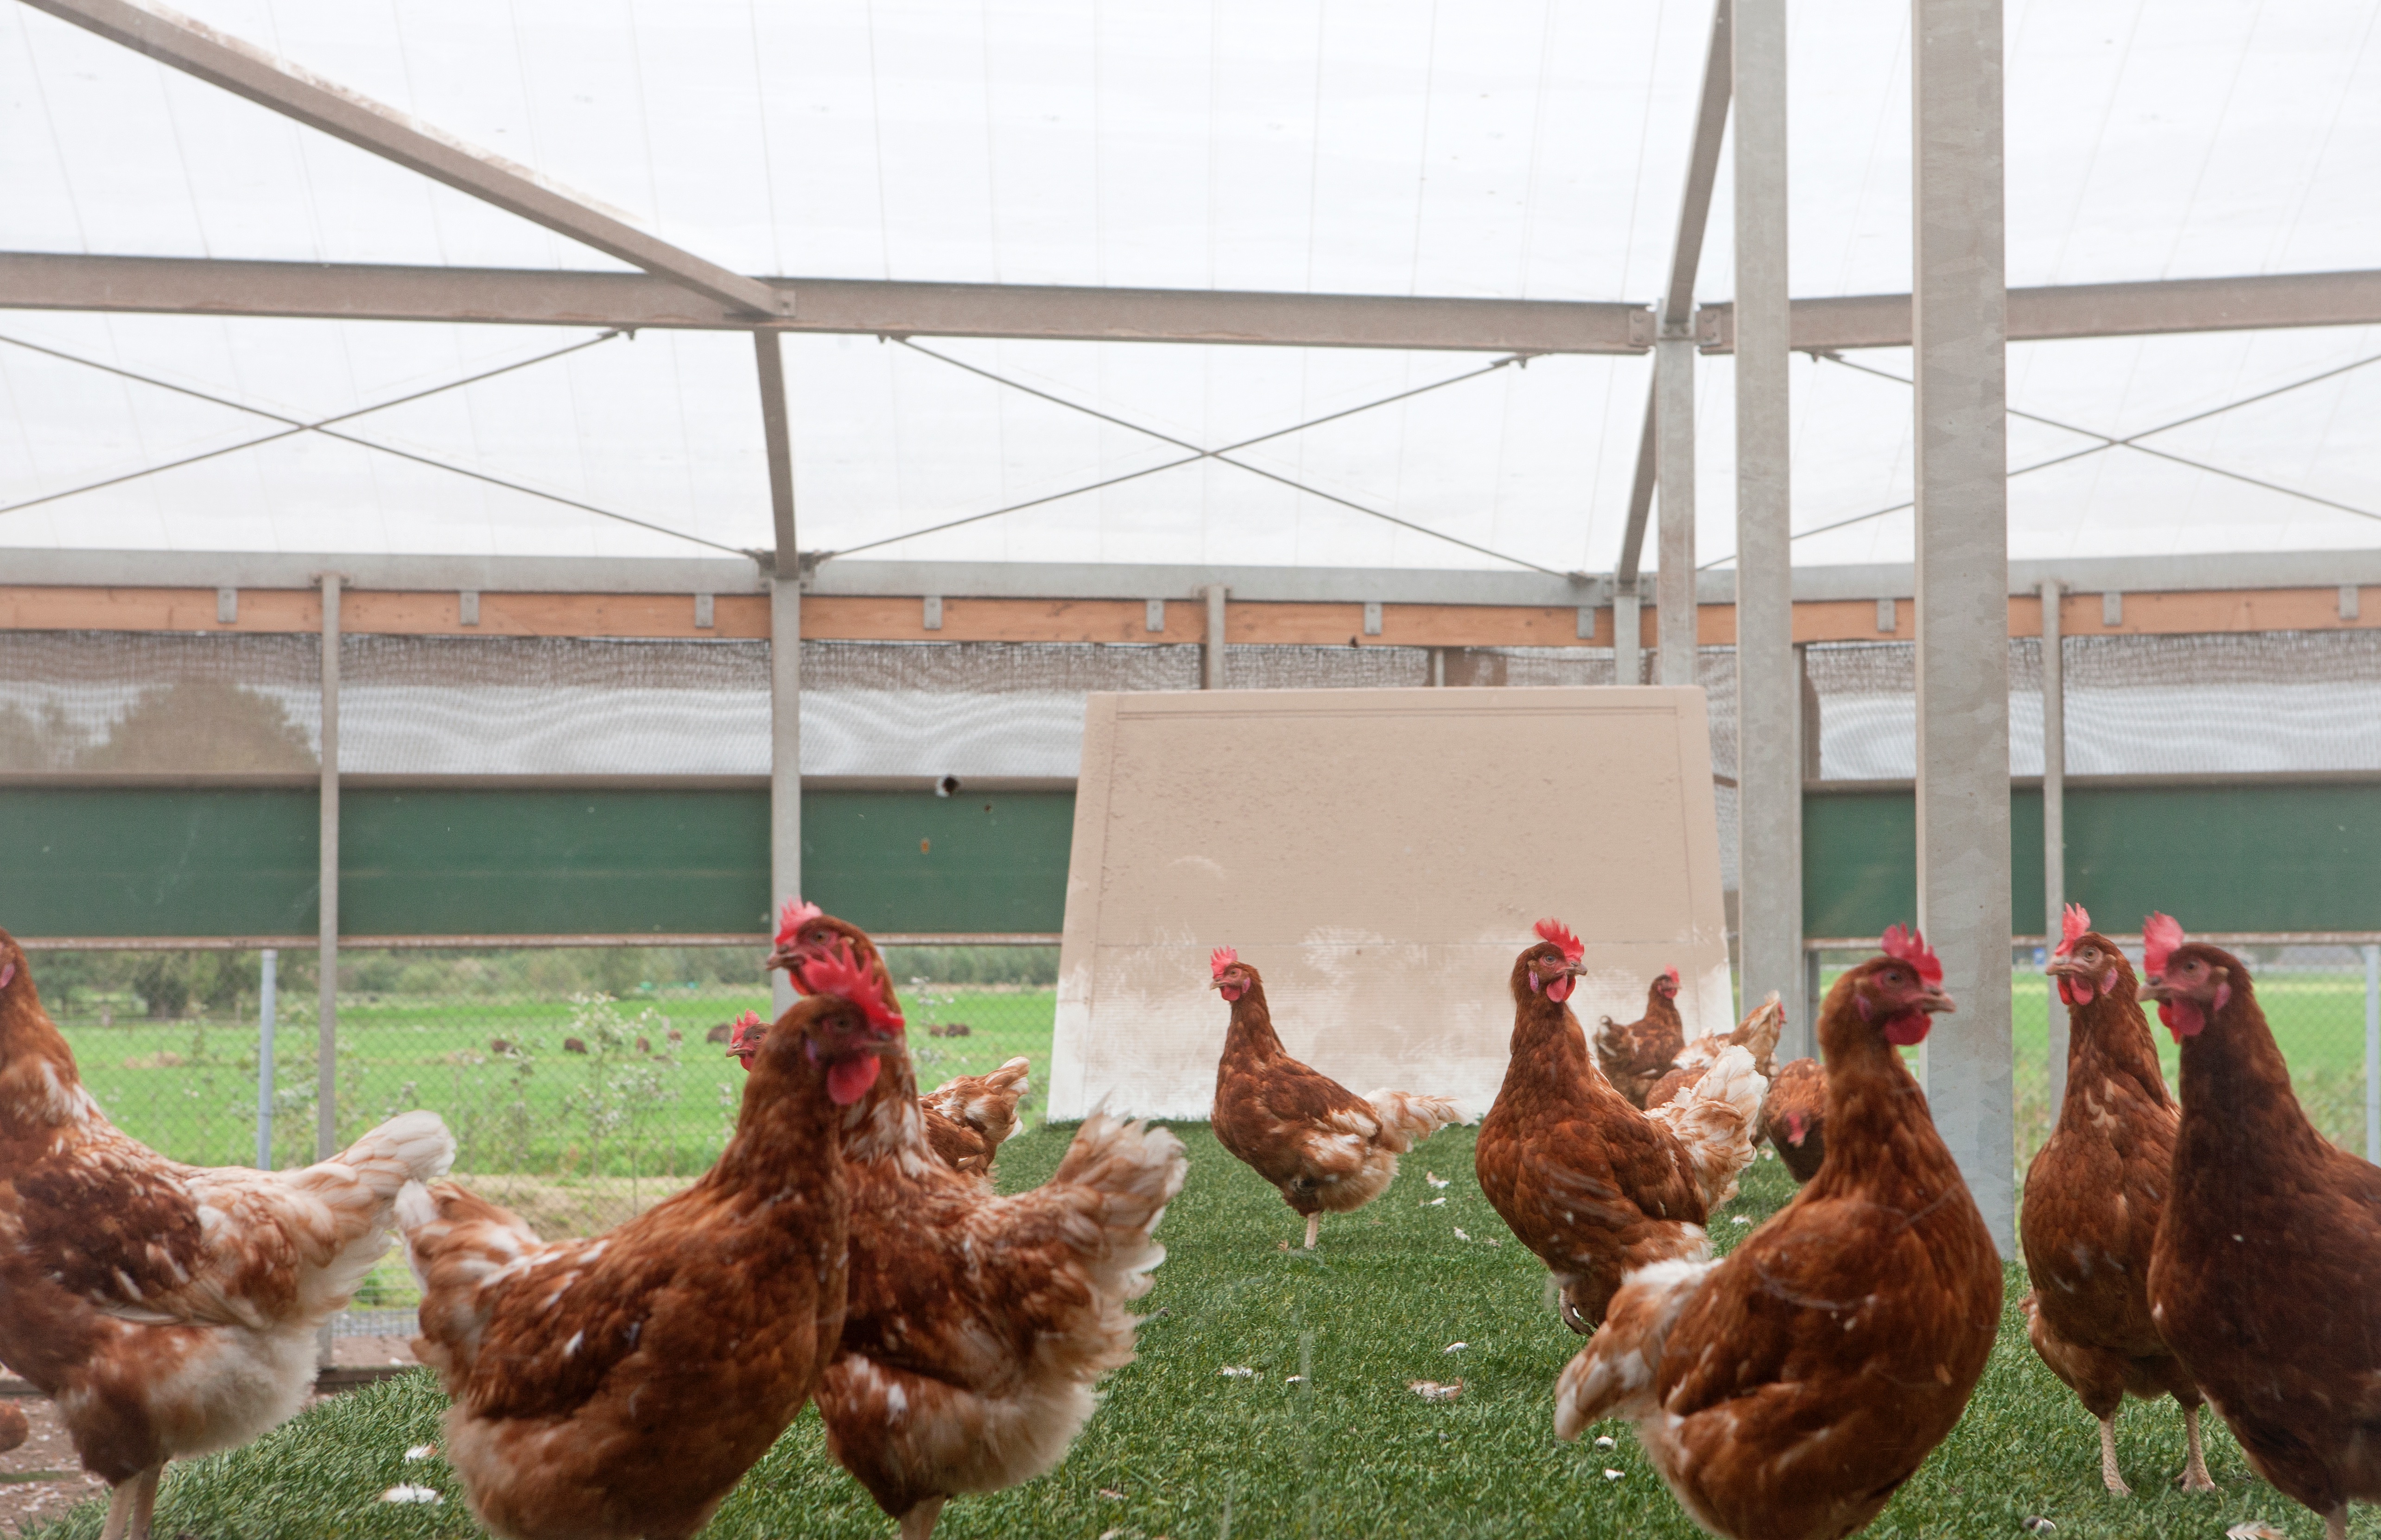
[1555,951,2002,1540]
[1759,1058,1827,1183]
[1646,992,1785,1109]
[1594,972,1686,1108]
[2146,943,2381,1537]
[2019,930,2205,1491]
[919,1056,1032,1178]
[1208,962,1460,1221]
[0,931,454,1540]
[1475,939,1764,1334]
[782,916,1188,1540]
[401,988,869,1540]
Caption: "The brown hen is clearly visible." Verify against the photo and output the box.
[1594,965,1685,1108]
[2144,914,2381,1540]
[1646,991,1785,1109]
[1208,946,1461,1250]
[400,953,886,1540]
[1758,1056,1827,1183]
[0,931,454,1540]
[1475,920,1765,1334]
[777,911,1187,1540]
[2019,903,2211,1496]
[1556,926,2002,1540]
[920,1056,1033,1177]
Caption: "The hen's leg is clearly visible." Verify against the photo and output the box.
[2323,1507,2347,1540]
[898,1495,948,1540]
[130,1464,162,1540]
[97,1480,138,1540]
[2177,1404,2216,1493]
[1303,1213,1321,1250]
[2096,1416,2131,1496]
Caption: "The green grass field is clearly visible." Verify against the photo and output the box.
[28,1126,2378,1540]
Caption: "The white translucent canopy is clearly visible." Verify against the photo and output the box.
[3,0,2377,569]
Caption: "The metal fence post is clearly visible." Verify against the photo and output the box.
[2042,578,2067,1114]
[1202,584,1229,690]
[316,574,340,1375]
[2365,942,2379,1163]
[255,948,277,1169]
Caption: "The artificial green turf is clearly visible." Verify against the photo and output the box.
[28,1125,2378,1540]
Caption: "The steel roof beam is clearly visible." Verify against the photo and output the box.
[1695,268,2381,351]
[1619,0,1735,592]
[19,0,787,318]
[0,252,1655,353]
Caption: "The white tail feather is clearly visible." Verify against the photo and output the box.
[1554,1257,1720,1439]
[1360,1089,1463,1152]
[1642,1046,1765,1209]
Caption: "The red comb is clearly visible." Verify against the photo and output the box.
[727,1009,765,1053]
[1663,965,1680,985]
[1210,946,1238,980]
[775,898,825,947]
[2054,902,2091,957]
[1533,919,1585,964]
[803,944,904,1031]
[1881,925,1943,985]
[2143,913,2184,978]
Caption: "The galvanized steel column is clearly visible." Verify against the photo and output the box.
[315,573,340,1372]
[1203,585,1228,689]
[1655,338,1698,687]
[2041,578,2067,1113]
[1613,590,1642,685]
[1733,0,1799,1030]
[1913,0,2015,1253]
[758,333,802,1017]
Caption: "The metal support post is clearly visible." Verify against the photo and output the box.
[1202,585,1229,689]
[1655,335,1698,686]
[2365,943,2379,1163]
[254,948,277,1169]
[757,332,802,1017]
[1733,0,1799,1039]
[1913,0,2014,1255]
[315,574,340,1370]
[1613,587,1642,685]
[2041,579,2067,1113]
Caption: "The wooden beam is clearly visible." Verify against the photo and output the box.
[2,585,2371,645]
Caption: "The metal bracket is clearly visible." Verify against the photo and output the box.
[216,586,237,624]
[1628,307,1658,349]
[1695,305,1730,352]
[458,590,480,627]
[1363,602,1383,636]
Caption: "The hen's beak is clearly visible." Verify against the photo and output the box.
[2043,954,2086,980]
[1566,958,1589,977]
[1916,986,1957,1014]
[2140,976,2173,1003]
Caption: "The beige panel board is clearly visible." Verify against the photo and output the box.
[1049,687,1730,1121]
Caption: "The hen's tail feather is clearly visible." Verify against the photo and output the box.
[983,1056,1031,1092]
[399,1179,546,1374]
[1554,1257,1720,1439]
[263,1110,455,1318]
[1643,1045,1765,1209]
[1360,1090,1463,1151]
[1046,1113,1189,1302]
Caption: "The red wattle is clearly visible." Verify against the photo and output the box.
[827,1053,882,1105]
[2056,978,2075,1006]
[1546,975,1575,1004]
[1882,1011,1931,1046]
[2160,1001,2205,1039]
[1219,983,1245,1003]
[2066,979,2095,1005]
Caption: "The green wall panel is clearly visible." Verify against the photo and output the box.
[0,786,1074,938]
[340,790,771,935]
[7,780,2368,941]
[0,787,319,937]
[799,789,1074,933]
[1804,782,2381,940]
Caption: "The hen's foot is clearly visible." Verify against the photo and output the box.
[1303,1214,1321,1250]
[899,1496,949,1540]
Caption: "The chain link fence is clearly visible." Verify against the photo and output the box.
[23,941,1060,1239]
[1812,938,2381,1174]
